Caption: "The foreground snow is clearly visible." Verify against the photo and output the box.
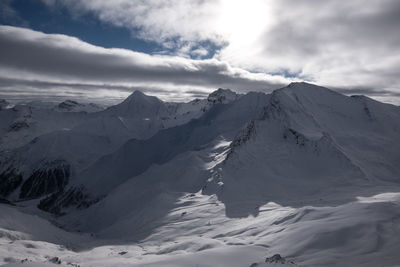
[1,190,400,266]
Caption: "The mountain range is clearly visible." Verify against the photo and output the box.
[0,82,399,267]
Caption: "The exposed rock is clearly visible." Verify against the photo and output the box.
[226,120,256,159]
[265,254,286,264]
[283,128,307,146]
[0,168,23,197]
[8,120,30,132]
[19,161,70,199]
[38,186,98,215]
[49,256,61,264]
[207,88,237,104]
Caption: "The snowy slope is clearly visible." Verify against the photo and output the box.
[2,187,400,266]
[0,104,89,152]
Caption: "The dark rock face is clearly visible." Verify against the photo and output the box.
[0,168,23,197]
[283,128,306,146]
[265,254,285,264]
[207,88,236,104]
[38,186,98,215]
[49,257,61,264]
[226,120,256,160]
[19,162,70,199]
[8,120,30,132]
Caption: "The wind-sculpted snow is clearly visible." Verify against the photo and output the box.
[0,83,400,266]
[2,191,400,266]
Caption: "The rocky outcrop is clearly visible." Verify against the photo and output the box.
[8,120,30,132]
[0,168,23,197]
[38,186,98,215]
[19,161,70,199]
[207,88,238,104]
[226,120,257,160]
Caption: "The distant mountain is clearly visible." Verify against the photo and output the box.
[55,100,103,113]
[0,99,10,110]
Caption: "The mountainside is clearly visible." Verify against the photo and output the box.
[1,83,400,267]
[205,82,400,216]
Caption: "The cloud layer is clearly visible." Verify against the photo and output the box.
[37,0,400,104]
[1,0,400,104]
[0,25,289,103]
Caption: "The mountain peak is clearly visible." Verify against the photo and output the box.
[0,99,10,110]
[104,90,165,117]
[58,100,83,109]
[207,88,238,104]
[279,82,344,102]
[55,100,102,113]
[286,81,327,90]
[287,81,312,87]
[124,90,160,103]
[129,90,146,97]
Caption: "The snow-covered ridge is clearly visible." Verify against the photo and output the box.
[55,100,103,113]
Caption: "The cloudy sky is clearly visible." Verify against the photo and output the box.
[0,0,399,104]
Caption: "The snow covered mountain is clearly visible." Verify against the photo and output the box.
[1,83,400,267]
[54,100,103,113]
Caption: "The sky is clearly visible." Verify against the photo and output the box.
[0,0,399,104]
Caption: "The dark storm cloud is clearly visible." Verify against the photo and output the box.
[0,26,288,102]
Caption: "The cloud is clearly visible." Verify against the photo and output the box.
[36,0,400,104]
[0,25,289,103]
[41,0,226,56]
[218,0,400,101]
